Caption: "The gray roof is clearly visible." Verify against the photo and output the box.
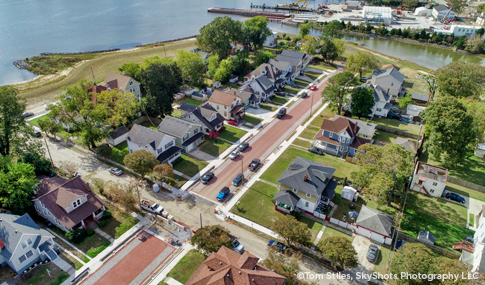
[356,206,394,236]
[372,84,390,103]
[179,103,224,131]
[248,64,282,81]
[411,93,429,102]
[277,157,336,197]
[0,214,52,260]
[280,50,307,60]
[415,161,448,182]
[127,124,169,150]
[372,68,405,83]
[384,103,392,110]
[109,126,129,139]
[434,4,453,12]
[418,231,435,244]
[275,55,301,70]
[268,59,291,72]
[235,89,259,104]
[273,190,300,208]
[333,115,377,138]
[395,137,417,152]
[157,116,201,138]
[179,102,197,113]
[254,75,275,93]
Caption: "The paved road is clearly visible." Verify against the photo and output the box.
[193,72,339,201]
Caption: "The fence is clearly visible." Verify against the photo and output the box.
[447,176,485,193]
[329,217,354,230]
[396,232,460,259]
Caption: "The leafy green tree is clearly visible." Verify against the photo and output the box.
[254,50,276,66]
[123,150,159,179]
[175,50,206,87]
[435,61,485,99]
[213,58,235,83]
[152,164,175,182]
[0,162,38,214]
[446,0,465,13]
[403,0,419,9]
[301,35,321,55]
[38,119,61,140]
[261,249,302,284]
[65,229,86,244]
[23,152,52,175]
[351,143,414,206]
[207,55,220,79]
[422,97,476,167]
[118,63,142,82]
[467,35,485,54]
[0,86,29,156]
[321,71,357,115]
[350,87,375,118]
[398,95,413,110]
[299,22,312,37]
[390,243,434,285]
[271,215,311,247]
[477,28,485,37]
[322,20,343,39]
[425,75,437,101]
[319,37,338,62]
[461,99,485,145]
[455,35,467,49]
[139,63,183,118]
[243,16,272,50]
[346,51,380,78]
[431,257,473,285]
[317,236,357,270]
[231,50,250,75]
[96,89,138,126]
[140,55,174,69]
[196,16,243,59]
[331,38,345,58]
[191,225,233,254]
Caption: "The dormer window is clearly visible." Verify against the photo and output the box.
[22,242,27,249]
[27,238,32,245]
[306,193,311,198]
[129,81,133,85]
[72,199,82,208]
[292,188,297,193]
[328,132,333,137]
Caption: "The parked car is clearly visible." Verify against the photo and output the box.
[201,172,214,184]
[445,193,465,204]
[276,107,287,119]
[366,244,380,263]
[216,187,230,201]
[268,240,287,253]
[22,112,34,118]
[310,85,317,91]
[227,120,239,126]
[308,147,324,155]
[33,130,41,137]
[248,158,261,171]
[232,173,244,186]
[300,92,308,98]
[239,142,249,152]
[232,237,245,254]
[109,167,123,176]
[138,232,149,241]
[229,150,240,160]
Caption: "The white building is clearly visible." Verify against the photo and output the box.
[410,161,448,198]
[432,5,456,20]
[263,31,278,47]
[434,25,483,38]
[414,7,432,17]
[460,206,485,272]
[362,6,393,25]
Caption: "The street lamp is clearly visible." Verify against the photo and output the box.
[43,136,55,168]
[241,155,244,184]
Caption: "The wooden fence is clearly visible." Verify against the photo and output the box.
[396,232,461,259]
[447,176,485,193]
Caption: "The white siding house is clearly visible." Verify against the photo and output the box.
[410,161,448,198]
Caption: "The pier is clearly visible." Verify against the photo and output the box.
[250,3,313,12]
[207,7,291,19]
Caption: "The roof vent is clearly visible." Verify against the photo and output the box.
[254,266,257,270]
[220,262,222,265]
[239,271,241,274]
[252,279,255,281]
[15,230,17,233]
[227,274,230,277]
[304,174,308,181]
[0,219,2,222]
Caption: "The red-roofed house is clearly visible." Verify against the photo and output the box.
[186,246,286,285]
[100,71,142,101]
[32,177,106,232]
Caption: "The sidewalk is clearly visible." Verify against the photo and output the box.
[95,228,114,243]
[148,244,194,285]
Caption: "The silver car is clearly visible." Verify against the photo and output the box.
[229,150,240,160]
[109,167,123,176]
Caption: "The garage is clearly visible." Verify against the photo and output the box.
[355,206,394,245]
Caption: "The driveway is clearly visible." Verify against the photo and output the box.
[352,235,375,271]
[442,189,469,208]
[191,148,218,162]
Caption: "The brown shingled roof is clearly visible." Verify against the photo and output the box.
[381,64,400,71]
[100,71,133,91]
[209,90,238,107]
[320,117,359,138]
[186,246,286,285]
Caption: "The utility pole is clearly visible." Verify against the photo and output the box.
[310,93,314,116]
[200,213,203,228]
[241,155,244,184]
[90,66,96,84]
[43,136,55,168]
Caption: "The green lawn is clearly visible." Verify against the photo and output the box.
[299,130,317,140]
[244,115,262,126]
[20,263,69,285]
[292,138,312,148]
[319,226,353,242]
[271,96,289,105]
[28,114,49,128]
[305,72,320,81]
[371,117,422,135]
[77,233,110,257]
[107,141,129,165]
[373,130,398,144]
[182,98,203,106]
[260,147,360,184]
[309,108,337,128]
[470,213,475,228]
[198,138,232,157]
[231,181,285,228]
[284,86,300,95]
[373,245,391,276]
[174,174,188,188]
[298,216,323,243]
[446,182,485,202]
[172,109,181,118]
[260,104,277,111]
[166,249,206,284]
[172,155,208,177]
[102,209,138,239]
[218,125,247,143]
[294,78,310,87]
[419,152,485,188]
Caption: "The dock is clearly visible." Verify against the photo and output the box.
[250,3,314,12]
[207,7,291,19]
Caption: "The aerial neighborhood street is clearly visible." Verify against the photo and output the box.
[1,1,485,285]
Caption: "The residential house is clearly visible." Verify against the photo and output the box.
[268,59,294,83]
[179,103,225,139]
[33,176,106,232]
[380,64,400,71]
[0,213,57,274]
[313,117,373,157]
[432,5,456,20]
[406,104,426,117]
[126,124,181,165]
[106,126,129,146]
[475,143,485,159]
[355,205,394,245]
[417,231,435,245]
[411,93,430,105]
[368,84,392,118]
[157,117,204,153]
[208,90,245,121]
[86,85,108,98]
[186,246,286,285]
[458,205,485,272]
[244,63,285,88]
[368,68,406,98]
[333,115,376,139]
[275,50,313,76]
[410,161,448,198]
[178,102,197,115]
[243,75,275,102]
[100,71,142,101]
[228,74,239,84]
[273,157,337,215]
[227,88,260,109]
[395,137,418,153]
[263,31,278,47]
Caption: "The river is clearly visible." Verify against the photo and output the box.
[0,0,482,86]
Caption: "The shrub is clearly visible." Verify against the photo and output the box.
[87,242,110,258]
[86,229,95,237]
[65,229,86,244]
[98,220,107,228]
[102,210,112,219]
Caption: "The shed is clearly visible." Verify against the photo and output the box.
[229,75,239,84]
[341,186,359,202]
[414,7,432,17]
[406,104,426,117]
[107,126,129,146]
[417,231,435,245]
[355,205,394,245]
[213,81,221,89]
[411,93,430,105]
[475,143,485,159]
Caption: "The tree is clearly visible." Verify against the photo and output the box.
[319,37,338,62]
[398,95,413,109]
[331,38,345,58]
[321,71,357,115]
[455,35,467,49]
[107,182,138,211]
[317,236,357,270]
[435,61,485,99]
[346,52,380,78]
[213,58,235,83]
[432,257,473,285]
[118,62,142,82]
[175,50,206,87]
[425,75,438,101]
[422,97,476,167]
[243,16,272,50]
[59,161,79,178]
[0,162,38,214]
[123,150,159,179]
[446,0,465,13]
[23,152,52,175]
[461,99,485,146]
[207,55,220,79]
[390,243,434,285]
[272,215,311,247]
[153,164,175,181]
[65,229,86,244]
[254,50,276,66]
[231,49,250,75]
[261,248,302,284]
[403,0,419,9]
[350,87,375,118]
[38,119,61,140]
[301,35,321,55]
[196,16,243,59]
[191,225,233,254]
[96,89,138,126]
[299,22,312,37]
[322,20,343,38]
[0,86,29,156]
[351,143,414,206]
[139,62,183,118]
[140,55,174,69]
[467,35,485,54]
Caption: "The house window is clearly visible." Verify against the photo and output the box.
[129,81,133,85]
[77,199,81,206]
[22,242,27,249]
[306,193,311,198]
[130,150,133,153]
[27,238,32,245]
[224,112,227,117]
[293,188,298,193]
[305,202,309,208]
[19,255,26,263]
[217,105,219,110]
[183,133,189,141]
[165,141,174,149]
[157,147,163,154]
[192,119,195,122]
[72,202,77,208]
[432,182,438,186]
[430,189,435,193]
[200,127,202,132]
[391,82,394,86]
[35,205,39,212]
[26,250,33,258]
[194,129,197,134]
[328,132,333,138]
[55,218,60,224]
[224,106,227,110]
[376,108,382,112]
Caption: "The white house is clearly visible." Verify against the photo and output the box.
[263,31,278,47]
[157,117,205,153]
[275,50,313,77]
[243,75,276,102]
[268,59,295,83]
[106,126,129,146]
[368,84,392,118]
[368,68,406,98]
[208,90,245,121]
[434,25,483,38]
[362,6,393,25]
[244,63,284,88]
[414,7,433,17]
[459,206,485,272]
[410,161,448,198]
[432,5,456,20]
[100,71,142,101]
[0,213,57,274]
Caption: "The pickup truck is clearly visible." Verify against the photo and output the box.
[140,200,163,214]
[216,187,230,201]
[248,158,261,171]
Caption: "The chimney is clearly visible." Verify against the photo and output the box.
[387,88,389,97]
[304,174,308,181]
[219,262,222,265]
[234,91,236,95]
[85,182,92,192]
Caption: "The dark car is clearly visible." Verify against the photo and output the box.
[248,158,261,171]
[239,142,249,152]
[446,193,465,204]
[308,147,324,155]
[366,244,380,263]
[276,107,287,119]
[216,187,230,201]
[268,240,287,253]
[201,172,214,184]
[300,92,308,98]
[33,130,42,137]
[232,173,244,186]
[22,112,34,118]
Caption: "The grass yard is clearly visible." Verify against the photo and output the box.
[260,104,277,111]
[58,250,84,270]
[243,115,262,126]
[271,96,289,105]
[292,138,312,148]
[231,181,285,228]
[107,141,129,165]
[171,109,181,118]
[470,213,475,228]
[77,233,111,257]
[284,86,300,95]
[181,98,203,106]
[309,108,337,128]
[373,245,391,276]
[402,76,431,96]
[419,152,485,188]
[446,182,485,202]
[166,249,206,284]
[19,263,69,285]
[299,130,317,140]
[172,155,208,177]
[294,78,310,87]
[102,208,138,239]
[218,125,247,143]
[260,147,360,184]
[198,138,232,157]
[298,216,323,243]
[371,117,421,135]
[319,226,353,242]
[27,114,49,128]
[174,174,188,187]
[373,130,398,144]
